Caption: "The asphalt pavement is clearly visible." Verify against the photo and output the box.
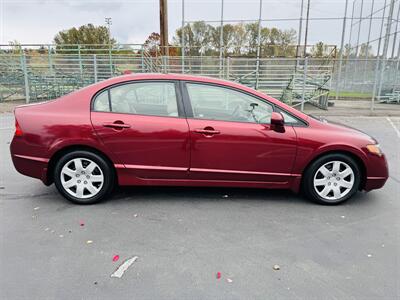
[0,113,399,300]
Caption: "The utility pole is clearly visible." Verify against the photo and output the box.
[159,0,169,56]
[303,0,311,57]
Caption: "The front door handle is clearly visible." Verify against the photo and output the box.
[102,121,131,129]
[194,127,220,136]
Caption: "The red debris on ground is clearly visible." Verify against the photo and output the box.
[216,272,221,279]
[113,255,120,262]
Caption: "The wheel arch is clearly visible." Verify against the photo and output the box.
[46,145,117,185]
[301,150,367,191]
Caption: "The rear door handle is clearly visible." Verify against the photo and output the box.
[102,121,131,129]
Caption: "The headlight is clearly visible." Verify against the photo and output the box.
[366,144,382,156]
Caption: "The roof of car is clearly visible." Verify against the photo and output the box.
[118,72,238,85]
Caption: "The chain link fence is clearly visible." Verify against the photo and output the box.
[0,45,399,110]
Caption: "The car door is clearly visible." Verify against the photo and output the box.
[183,82,298,183]
[90,81,190,179]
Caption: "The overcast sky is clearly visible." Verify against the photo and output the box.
[0,0,396,51]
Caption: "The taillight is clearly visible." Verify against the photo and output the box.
[15,119,23,137]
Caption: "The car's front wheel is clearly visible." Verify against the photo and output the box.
[303,153,361,205]
[54,150,115,204]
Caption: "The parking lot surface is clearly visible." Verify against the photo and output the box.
[1,113,399,299]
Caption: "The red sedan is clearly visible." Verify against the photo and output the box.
[10,74,388,205]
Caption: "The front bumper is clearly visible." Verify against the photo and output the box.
[363,153,389,191]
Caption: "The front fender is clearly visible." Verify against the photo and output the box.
[292,143,368,175]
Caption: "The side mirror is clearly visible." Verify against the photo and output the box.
[270,112,284,127]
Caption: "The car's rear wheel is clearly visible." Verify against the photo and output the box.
[303,153,361,205]
[54,150,114,204]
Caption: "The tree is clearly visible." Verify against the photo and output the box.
[211,24,235,55]
[312,41,328,57]
[54,24,116,53]
[172,22,299,58]
[174,21,214,56]
[359,43,373,58]
[144,32,161,55]
[231,23,248,55]
[245,22,259,54]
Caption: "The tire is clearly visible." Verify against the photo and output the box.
[54,150,115,204]
[303,153,361,205]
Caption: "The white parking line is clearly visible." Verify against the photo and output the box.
[386,117,400,139]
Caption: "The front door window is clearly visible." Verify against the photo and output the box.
[186,83,273,124]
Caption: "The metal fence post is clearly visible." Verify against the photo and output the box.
[78,45,83,75]
[255,0,263,89]
[297,0,304,62]
[301,57,308,111]
[93,54,98,83]
[226,56,230,80]
[219,0,224,77]
[355,0,364,58]
[377,0,395,99]
[335,0,349,101]
[371,57,380,111]
[109,46,113,76]
[141,45,145,72]
[343,0,356,91]
[371,0,388,110]
[163,56,167,73]
[362,0,375,93]
[47,45,53,73]
[20,52,30,104]
[181,0,185,73]
[390,3,400,58]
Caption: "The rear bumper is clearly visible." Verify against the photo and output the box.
[11,152,50,185]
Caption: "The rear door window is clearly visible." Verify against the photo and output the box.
[93,82,179,117]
